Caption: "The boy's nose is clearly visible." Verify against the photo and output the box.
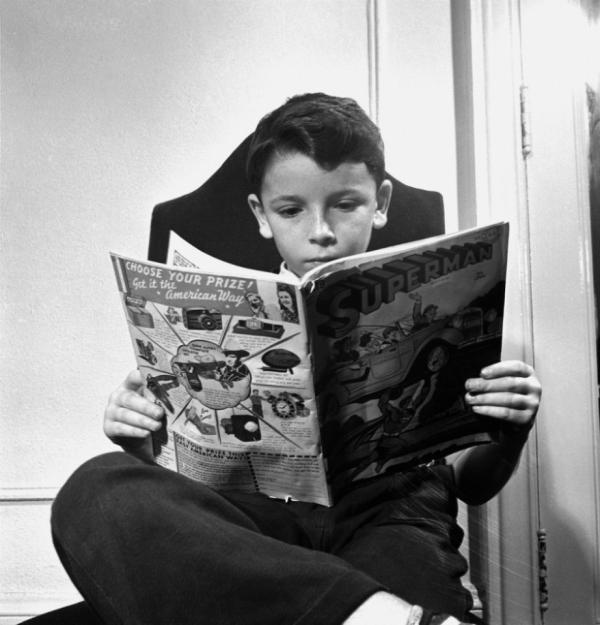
[308,210,336,245]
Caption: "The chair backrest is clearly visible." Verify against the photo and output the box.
[148,134,445,270]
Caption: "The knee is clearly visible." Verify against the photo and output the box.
[51,451,144,539]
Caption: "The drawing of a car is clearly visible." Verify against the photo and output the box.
[321,307,491,411]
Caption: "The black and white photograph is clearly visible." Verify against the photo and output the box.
[1,2,599,624]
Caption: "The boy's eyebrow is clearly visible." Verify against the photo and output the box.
[268,188,368,206]
[268,194,305,205]
[326,189,367,201]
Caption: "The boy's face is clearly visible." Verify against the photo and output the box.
[248,151,392,277]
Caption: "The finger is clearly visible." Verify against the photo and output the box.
[141,385,164,406]
[466,391,538,429]
[105,420,156,440]
[465,390,538,412]
[479,360,535,379]
[122,369,145,391]
[470,404,535,427]
[107,406,164,431]
[465,375,541,396]
[114,388,164,419]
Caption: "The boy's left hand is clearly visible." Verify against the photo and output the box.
[464,360,541,431]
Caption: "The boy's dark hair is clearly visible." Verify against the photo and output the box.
[246,93,385,194]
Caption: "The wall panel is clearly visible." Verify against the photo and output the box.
[1,0,455,617]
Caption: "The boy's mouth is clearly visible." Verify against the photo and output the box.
[306,255,338,265]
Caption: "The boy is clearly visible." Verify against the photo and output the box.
[51,94,541,625]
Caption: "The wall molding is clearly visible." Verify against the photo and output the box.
[0,487,58,503]
[451,1,543,623]
[570,17,600,620]
[366,0,381,124]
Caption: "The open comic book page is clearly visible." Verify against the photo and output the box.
[303,222,509,494]
[110,250,330,505]
[167,231,286,280]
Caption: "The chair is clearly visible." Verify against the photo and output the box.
[147,134,444,267]
[19,135,444,624]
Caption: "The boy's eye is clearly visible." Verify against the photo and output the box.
[277,206,302,218]
[334,200,359,210]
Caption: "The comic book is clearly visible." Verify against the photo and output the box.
[110,221,508,506]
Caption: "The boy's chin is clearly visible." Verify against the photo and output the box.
[303,260,325,271]
[296,259,334,276]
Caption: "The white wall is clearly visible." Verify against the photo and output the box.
[452,3,600,623]
[519,1,600,621]
[0,1,456,620]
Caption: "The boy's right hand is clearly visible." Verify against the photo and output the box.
[103,369,164,454]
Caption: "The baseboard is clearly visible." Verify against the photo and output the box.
[0,617,30,625]
[0,595,81,623]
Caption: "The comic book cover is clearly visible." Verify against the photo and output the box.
[302,222,508,495]
[110,221,508,505]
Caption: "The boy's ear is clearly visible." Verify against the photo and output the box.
[372,179,393,230]
[247,194,273,239]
